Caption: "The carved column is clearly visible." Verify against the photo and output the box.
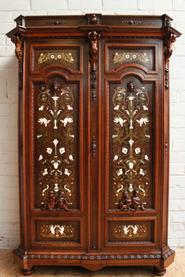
[88,30,100,101]
[15,35,23,90]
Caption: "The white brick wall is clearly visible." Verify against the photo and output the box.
[0,0,185,249]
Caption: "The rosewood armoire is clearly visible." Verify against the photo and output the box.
[7,14,180,275]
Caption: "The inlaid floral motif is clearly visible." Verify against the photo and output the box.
[113,224,146,239]
[35,79,78,210]
[38,51,75,66]
[40,224,74,239]
[111,81,152,208]
[113,51,150,66]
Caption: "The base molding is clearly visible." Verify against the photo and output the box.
[153,266,167,276]
[14,246,175,275]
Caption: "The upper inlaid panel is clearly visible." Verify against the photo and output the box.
[31,45,81,72]
[107,46,155,72]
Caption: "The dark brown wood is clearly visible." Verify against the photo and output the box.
[7,14,181,275]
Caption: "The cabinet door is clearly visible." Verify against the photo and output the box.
[102,39,163,250]
[27,39,88,250]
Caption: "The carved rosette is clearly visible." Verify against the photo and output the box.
[88,30,100,101]
[111,81,152,210]
[35,79,77,211]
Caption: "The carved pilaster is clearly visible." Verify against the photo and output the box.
[15,35,23,61]
[88,31,100,101]
[163,32,176,91]
[14,35,23,90]
[164,32,176,62]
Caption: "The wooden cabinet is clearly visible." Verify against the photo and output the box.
[7,14,181,276]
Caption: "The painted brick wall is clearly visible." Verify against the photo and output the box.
[0,0,185,249]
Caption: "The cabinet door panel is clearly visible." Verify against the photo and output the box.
[29,40,87,217]
[107,76,154,210]
[102,39,162,250]
[32,80,81,210]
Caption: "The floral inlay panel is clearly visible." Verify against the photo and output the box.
[34,78,79,210]
[109,79,153,209]
[33,47,80,72]
[108,48,154,71]
[40,224,74,239]
[113,224,146,239]
[38,51,75,65]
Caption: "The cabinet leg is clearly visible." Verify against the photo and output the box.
[22,268,33,276]
[153,266,166,276]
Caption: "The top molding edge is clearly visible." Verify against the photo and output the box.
[6,13,181,40]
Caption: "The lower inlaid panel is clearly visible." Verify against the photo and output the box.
[107,220,154,244]
[36,221,80,243]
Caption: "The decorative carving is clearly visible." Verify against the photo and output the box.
[121,19,143,26]
[37,51,75,66]
[90,14,98,25]
[15,247,174,261]
[88,31,100,101]
[114,224,146,239]
[165,18,171,28]
[15,35,23,61]
[111,81,152,208]
[164,142,168,155]
[113,51,150,66]
[25,252,162,260]
[164,33,176,91]
[36,79,77,210]
[14,35,23,90]
[117,189,145,211]
[91,135,97,156]
[41,190,70,211]
[164,33,176,61]
[47,19,63,25]
[165,65,169,89]
[40,224,74,239]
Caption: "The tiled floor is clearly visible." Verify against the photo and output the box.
[0,249,185,277]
